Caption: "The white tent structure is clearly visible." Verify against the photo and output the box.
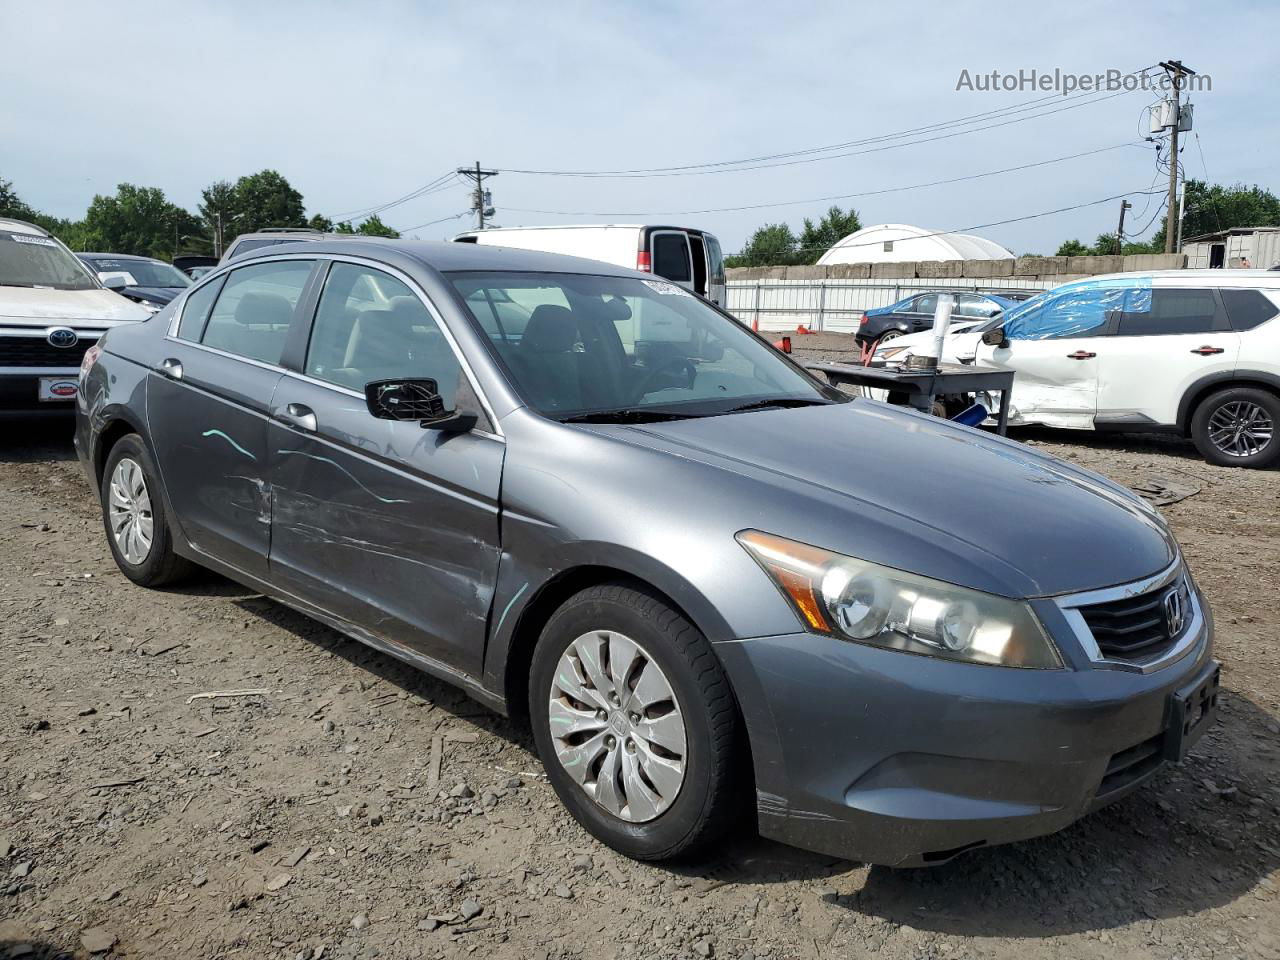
[817,223,1014,265]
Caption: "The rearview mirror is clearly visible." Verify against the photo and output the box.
[100,273,129,292]
[981,326,1008,348]
[364,379,477,432]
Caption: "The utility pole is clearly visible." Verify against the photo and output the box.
[1160,60,1196,254]
[1114,199,1131,256]
[457,161,498,229]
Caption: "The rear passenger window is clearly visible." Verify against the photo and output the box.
[1221,289,1279,331]
[652,234,691,282]
[201,260,313,364]
[1116,288,1224,336]
[176,276,223,341]
[305,262,464,407]
[914,294,938,315]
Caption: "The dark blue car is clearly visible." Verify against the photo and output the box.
[79,253,193,314]
[856,291,1029,348]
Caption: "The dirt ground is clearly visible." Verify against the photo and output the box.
[2,357,1279,959]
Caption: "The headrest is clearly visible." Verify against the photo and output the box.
[235,291,294,326]
[522,304,578,353]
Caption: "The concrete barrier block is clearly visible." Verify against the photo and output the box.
[1123,253,1187,272]
[962,259,1014,278]
[1065,255,1124,275]
[917,259,965,278]
[827,262,870,279]
[869,261,918,279]
[1015,256,1069,275]
[785,264,829,281]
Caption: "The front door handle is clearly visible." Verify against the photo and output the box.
[278,402,317,432]
[158,358,183,380]
[1066,350,1097,360]
[1191,345,1226,355]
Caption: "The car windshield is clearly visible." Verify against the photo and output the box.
[0,231,97,290]
[451,272,837,420]
[87,258,191,288]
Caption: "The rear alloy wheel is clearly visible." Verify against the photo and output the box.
[529,582,744,861]
[101,434,194,586]
[1191,387,1280,469]
[876,329,905,347]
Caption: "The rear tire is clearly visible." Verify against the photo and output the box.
[101,434,194,586]
[1190,387,1280,469]
[529,582,744,861]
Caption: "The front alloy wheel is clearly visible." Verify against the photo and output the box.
[529,582,744,861]
[548,630,688,822]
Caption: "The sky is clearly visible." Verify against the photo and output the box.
[2,0,1277,255]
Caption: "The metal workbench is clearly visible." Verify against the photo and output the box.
[805,360,1016,435]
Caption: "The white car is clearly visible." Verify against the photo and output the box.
[0,219,150,412]
[455,224,728,307]
[877,271,1280,468]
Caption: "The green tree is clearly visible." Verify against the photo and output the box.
[796,205,861,264]
[0,177,39,221]
[81,183,202,258]
[730,223,801,267]
[355,214,399,238]
[307,213,334,232]
[198,180,237,255]
[229,170,306,234]
[1150,180,1280,251]
[1055,238,1090,257]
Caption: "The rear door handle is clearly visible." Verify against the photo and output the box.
[158,358,183,380]
[277,402,317,432]
[1066,351,1096,360]
[1191,345,1225,355]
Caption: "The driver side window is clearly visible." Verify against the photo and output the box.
[1005,286,1125,340]
[305,262,464,408]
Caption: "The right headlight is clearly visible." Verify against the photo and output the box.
[737,530,1061,669]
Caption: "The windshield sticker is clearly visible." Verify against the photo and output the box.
[642,279,691,297]
[9,234,57,247]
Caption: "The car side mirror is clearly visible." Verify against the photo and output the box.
[100,273,129,292]
[981,326,1009,348]
[364,379,477,432]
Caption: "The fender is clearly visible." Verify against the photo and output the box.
[480,536,737,712]
[1177,368,1280,430]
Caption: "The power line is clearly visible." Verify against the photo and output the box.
[504,142,1145,217]
[399,211,471,233]
[498,69,1161,178]
[333,171,460,223]
[737,188,1167,258]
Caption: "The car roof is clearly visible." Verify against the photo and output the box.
[1061,269,1280,288]
[239,238,644,278]
[0,218,50,237]
[79,252,165,263]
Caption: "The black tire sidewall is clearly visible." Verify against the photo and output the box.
[1192,388,1280,468]
[101,434,177,585]
[529,587,728,860]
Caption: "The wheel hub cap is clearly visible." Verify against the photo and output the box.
[1208,400,1273,458]
[548,630,687,823]
[108,457,154,565]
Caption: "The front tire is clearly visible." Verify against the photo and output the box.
[101,434,194,586]
[529,582,744,861]
[1190,387,1280,468]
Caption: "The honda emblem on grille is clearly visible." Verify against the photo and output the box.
[1163,586,1186,636]
[47,327,78,348]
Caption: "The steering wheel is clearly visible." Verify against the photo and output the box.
[633,356,697,401]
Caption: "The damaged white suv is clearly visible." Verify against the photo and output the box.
[880,271,1280,468]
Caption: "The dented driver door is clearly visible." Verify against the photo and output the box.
[974,285,1121,429]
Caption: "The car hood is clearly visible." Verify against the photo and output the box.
[587,402,1176,598]
[877,327,983,361]
[121,285,182,305]
[0,286,152,325]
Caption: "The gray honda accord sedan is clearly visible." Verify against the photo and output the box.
[74,239,1219,866]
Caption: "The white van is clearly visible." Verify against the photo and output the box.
[0,218,150,411]
[454,224,727,307]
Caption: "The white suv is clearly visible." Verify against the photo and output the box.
[875,271,1280,468]
[980,271,1280,467]
[0,219,149,411]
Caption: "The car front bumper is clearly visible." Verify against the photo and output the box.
[714,580,1217,867]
